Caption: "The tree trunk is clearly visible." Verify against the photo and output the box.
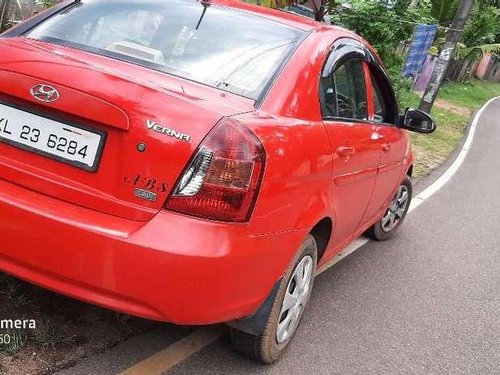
[0,0,10,31]
[419,0,474,112]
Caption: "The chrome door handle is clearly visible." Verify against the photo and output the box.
[336,146,355,158]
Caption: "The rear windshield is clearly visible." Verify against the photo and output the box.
[26,0,306,100]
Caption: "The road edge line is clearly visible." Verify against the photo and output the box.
[409,96,499,211]
[317,96,500,275]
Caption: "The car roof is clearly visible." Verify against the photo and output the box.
[210,0,322,31]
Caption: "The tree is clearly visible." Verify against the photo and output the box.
[430,0,460,26]
[308,0,330,21]
[420,0,474,112]
[452,1,500,77]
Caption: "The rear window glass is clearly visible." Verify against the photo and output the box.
[26,0,305,100]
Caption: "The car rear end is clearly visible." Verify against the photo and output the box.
[0,0,310,323]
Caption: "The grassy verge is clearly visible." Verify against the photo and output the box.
[438,80,500,110]
[400,80,500,179]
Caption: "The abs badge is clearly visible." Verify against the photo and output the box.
[134,188,157,202]
[125,175,168,202]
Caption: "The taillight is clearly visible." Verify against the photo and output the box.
[165,118,265,222]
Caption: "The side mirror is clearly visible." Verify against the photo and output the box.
[399,108,436,134]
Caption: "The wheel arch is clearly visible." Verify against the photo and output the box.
[228,217,334,336]
[309,217,333,263]
[406,164,413,178]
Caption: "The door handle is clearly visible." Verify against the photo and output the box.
[336,146,355,158]
[381,143,391,153]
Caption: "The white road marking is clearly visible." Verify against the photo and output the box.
[318,96,500,275]
[409,97,499,212]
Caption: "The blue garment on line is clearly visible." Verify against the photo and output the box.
[402,24,438,77]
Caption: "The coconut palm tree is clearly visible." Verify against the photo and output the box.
[443,0,500,81]
[456,2,500,60]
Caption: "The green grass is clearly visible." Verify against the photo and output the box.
[0,330,26,355]
[398,83,488,178]
[438,80,500,110]
[34,320,76,349]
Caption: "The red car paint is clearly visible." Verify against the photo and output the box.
[0,1,413,324]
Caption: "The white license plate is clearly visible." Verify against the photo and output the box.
[0,104,105,171]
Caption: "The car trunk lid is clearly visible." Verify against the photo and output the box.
[0,38,255,221]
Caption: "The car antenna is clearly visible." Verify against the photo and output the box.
[196,0,211,30]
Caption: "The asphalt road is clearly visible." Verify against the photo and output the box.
[60,98,500,375]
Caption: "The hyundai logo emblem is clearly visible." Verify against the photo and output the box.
[31,84,60,103]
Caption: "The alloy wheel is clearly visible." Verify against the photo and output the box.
[276,255,314,344]
[381,184,410,233]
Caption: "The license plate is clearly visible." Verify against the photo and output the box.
[0,104,105,172]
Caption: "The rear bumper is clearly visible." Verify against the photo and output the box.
[0,178,306,324]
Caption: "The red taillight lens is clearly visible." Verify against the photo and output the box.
[165,118,265,222]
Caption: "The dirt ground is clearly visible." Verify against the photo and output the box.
[434,99,472,116]
[0,274,156,375]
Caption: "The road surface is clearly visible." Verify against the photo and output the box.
[59,98,500,375]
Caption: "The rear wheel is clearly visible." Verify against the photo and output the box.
[367,176,412,241]
[229,235,317,363]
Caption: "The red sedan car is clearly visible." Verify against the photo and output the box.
[0,0,434,362]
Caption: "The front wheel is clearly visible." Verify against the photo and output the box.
[367,176,412,241]
[229,235,317,363]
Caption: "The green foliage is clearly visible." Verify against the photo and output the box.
[332,0,431,64]
[393,0,412,14]
[438,79,500,108]
[455,43,500,60]
[462,5,500,47]
[430,0,459,26]
[332,0,430,104]
[388,64,413,108]
[453,2,500,65]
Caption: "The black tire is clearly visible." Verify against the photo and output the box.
[366,176,412,241]
[229,235,318,363]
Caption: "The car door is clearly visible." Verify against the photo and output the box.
[320,50,380,246]
[362,62,408,223]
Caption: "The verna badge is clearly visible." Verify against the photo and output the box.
[147,119,191,142]
[31,84,60,103]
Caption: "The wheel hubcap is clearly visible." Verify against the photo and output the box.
[276,255,314,344]
[381,184,409,233]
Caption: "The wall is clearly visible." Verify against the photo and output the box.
[474,53,500,82]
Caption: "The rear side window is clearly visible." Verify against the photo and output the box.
[26,0,305,100]
[333,60,367,120]
[321,59,367,121]
[369,66,398,125]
